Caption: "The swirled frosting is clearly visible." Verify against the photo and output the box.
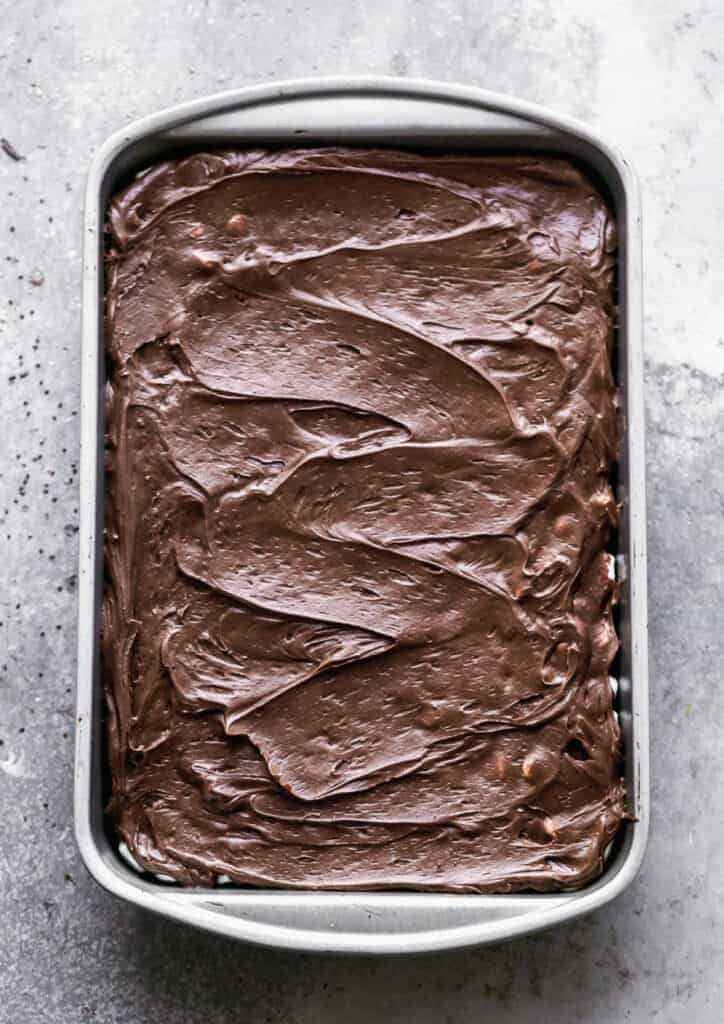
[103,148,624,891]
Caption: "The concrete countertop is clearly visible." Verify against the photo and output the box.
[1,1,721,1021]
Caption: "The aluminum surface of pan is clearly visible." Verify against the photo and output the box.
[75,76,649,954]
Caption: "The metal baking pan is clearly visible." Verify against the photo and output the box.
[75,76,648,954]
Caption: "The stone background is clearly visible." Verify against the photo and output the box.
[1,1,722,1021]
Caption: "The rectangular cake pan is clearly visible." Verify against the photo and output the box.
[75,76,648,954]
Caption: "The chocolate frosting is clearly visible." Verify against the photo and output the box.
[104,148,624,891]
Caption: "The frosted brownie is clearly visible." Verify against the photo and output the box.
[103,149,623,891]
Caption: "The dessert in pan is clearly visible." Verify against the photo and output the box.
[103,148,623,892]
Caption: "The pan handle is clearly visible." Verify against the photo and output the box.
[92,76,568,163]
[161,77,555,145]
[147,885,575,954]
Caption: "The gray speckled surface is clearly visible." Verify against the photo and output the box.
[1,1,722,1021]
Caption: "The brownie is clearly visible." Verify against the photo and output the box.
[103,148,623,891]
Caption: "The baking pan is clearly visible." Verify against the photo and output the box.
[75,76,648,954]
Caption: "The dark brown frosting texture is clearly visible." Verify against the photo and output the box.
[104,148,624,891]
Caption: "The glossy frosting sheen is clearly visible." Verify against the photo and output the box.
[104,148,624,891]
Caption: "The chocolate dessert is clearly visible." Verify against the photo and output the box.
[103,148,623,891]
